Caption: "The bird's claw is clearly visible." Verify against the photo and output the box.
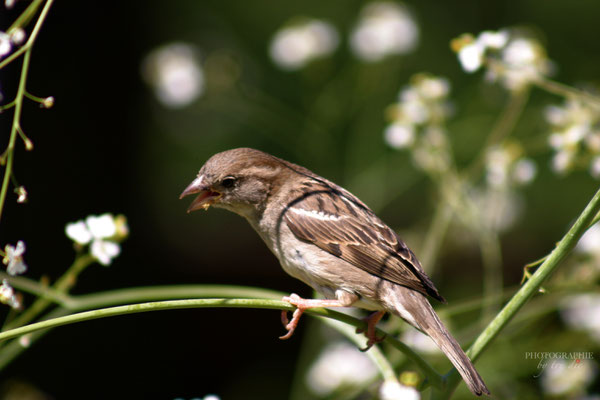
[356,310,386,351]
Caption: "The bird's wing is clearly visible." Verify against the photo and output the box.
[283,183,445,302]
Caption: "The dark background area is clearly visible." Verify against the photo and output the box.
[1,1,599,399]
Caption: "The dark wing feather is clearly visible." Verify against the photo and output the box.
[283,183,445,302]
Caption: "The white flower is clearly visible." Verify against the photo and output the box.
[15,186,27,203]
[477,30,509,49]
[379,380,420,400]
[86,214,117,238]
[385,123,415,149]
[142,43,204,108]
[495,37,550,91]
[0,279,20,309]
[3,241,27,276]
[306,341,378,395]
[91,240,121,266]
[350,2,418,62]
[269,18,339,70]
[65,214,126,266]
[416,76,450,100]
[458,42,485,72]
[540,357,597,396]
[560,294,600,343]
[0,32,11,58]
[66,220,93,244]
[9,28,25,45]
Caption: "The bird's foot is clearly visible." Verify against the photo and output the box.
[356,310,387,351]
[279,293,347,340]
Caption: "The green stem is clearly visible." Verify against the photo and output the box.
[533,76,600,108]
[2,254,95,331]
[0,47,30,223]
[440,185,600,398]
[0,297,443,387]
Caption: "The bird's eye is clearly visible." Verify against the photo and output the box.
[221,176,236,188]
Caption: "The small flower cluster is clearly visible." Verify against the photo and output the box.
[65,213,129,266]
[452,29,552,91]
[485,141,537,188]
[0,27,26,59]
[545,98,600,177]
[384,73,453,173]
[269,2,418,70]
[269,18,339,71]
[1,240,28,309]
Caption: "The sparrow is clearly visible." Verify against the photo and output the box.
[180,147,490,396]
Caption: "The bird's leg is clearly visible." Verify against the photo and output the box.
[279,293,350,340]
[356,310,386,351]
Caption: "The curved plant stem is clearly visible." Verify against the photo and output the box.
[3,254,95,331]
[437,185,600,399]
[0,297,444,388]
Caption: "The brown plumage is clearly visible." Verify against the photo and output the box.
[181,148,490,396]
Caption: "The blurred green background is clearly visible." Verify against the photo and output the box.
[1,1,599,399]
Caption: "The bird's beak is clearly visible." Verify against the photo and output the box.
[179,175,222,213]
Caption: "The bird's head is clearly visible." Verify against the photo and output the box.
[180,148,284,218]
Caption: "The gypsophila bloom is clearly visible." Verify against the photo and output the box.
[65,213,128,266]
[0,279,20,309]
[0,32,11,58]
[142,43,204,108]
[379,380,420,400]
[41,96,54,109]
[545,98,600,177]
[9,28,25,45]
[452,29,551,91]
[15,186,27,203]
[350,2,418,62]
[485,142,536,188]
[269,18,338,71]
[306,341,378,396]
[385,74,454,175]
[540,357,597,396]
[384,123,415,149]
[560,294,600,343]
[384,73,451,151]
[3,240,27,276]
